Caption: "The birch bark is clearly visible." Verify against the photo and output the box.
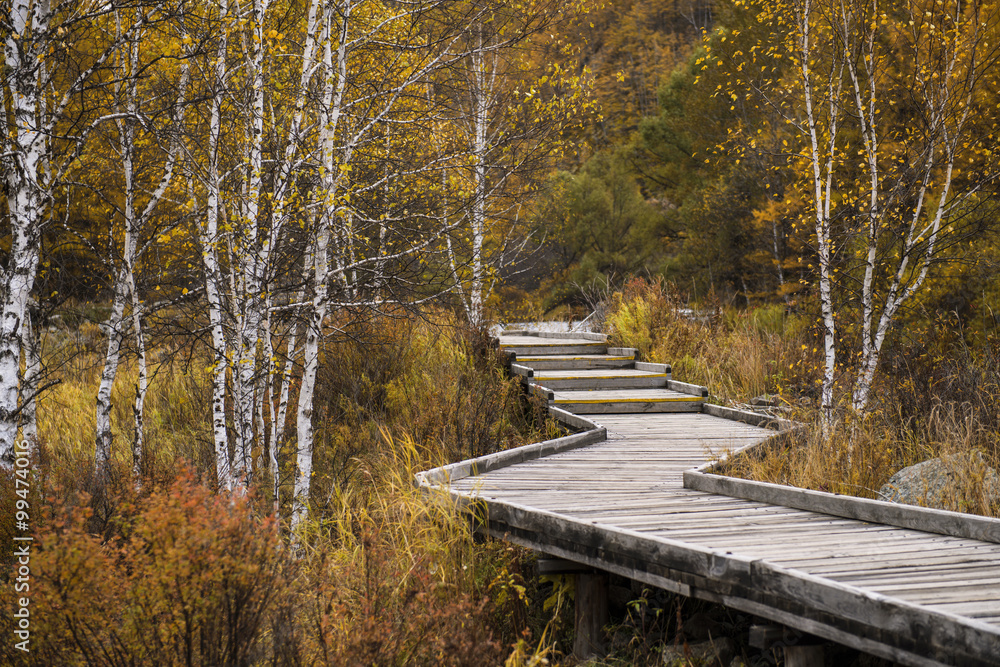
[202,0,234,491]
[19,306,40,454]
[1,0,48,466]
[94,16,188,479]
[293,4,349,531]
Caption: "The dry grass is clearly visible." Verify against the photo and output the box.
[2,310,569,666]
[605,278,819,404]
[604,277,1000,518]
[728,399,1000,518]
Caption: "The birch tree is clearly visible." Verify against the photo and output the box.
[180,0,326,494]
[93,8,189,480]
[442,1,593,326]
[1,0,169,466]
[184,0,237,491]
[288,0,515,531]
[722,0,1000,423]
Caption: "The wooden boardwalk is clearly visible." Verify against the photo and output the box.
[417,332,1000,666]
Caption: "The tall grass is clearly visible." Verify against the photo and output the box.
[728,345,1000,517]
[605,278,819,404]
[2,311,563,665]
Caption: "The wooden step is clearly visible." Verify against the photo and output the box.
[531,369,668,390]
[499,334,608,357]
[502,342,608,356]
[516,354,635,371]
[549,388,706,414]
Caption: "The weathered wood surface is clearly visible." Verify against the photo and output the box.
[551,388,706,414]
[574,573,609,658]
[530,368,669,390]
[518,354,636,370]
[416,332,1000,667]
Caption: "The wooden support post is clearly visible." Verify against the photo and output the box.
[750,624,825,667]
[573,573,608,659]
[783,645,825,667]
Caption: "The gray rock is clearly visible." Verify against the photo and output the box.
[879,452,1000,512]
[750,394,779,407]
[662,637,735,666]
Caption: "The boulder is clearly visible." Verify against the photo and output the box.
[879,452,1000,512]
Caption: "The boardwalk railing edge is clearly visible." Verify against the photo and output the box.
[414,406,605,487]
[684,466,1000,545]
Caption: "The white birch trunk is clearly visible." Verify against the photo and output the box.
[231,0,272,487]
[94,278,130,474]
[94,19,185,480]
[203,0,234,491]
[468,37,490,328]
[129,271,147,483]
[795,0,840,429]
[270,323,297,512]
[95,21,139,476]
[292,6,349,532]
[1,0,48,467]
[849,4,978,414]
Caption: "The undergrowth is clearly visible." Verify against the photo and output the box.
[0,312,575,665]
[605,277,818,404]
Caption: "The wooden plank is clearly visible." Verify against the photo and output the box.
[666,379,710,397]
[502,343,608,355]
[552,388,698,400]
[634,361,671,374]
[750,560,1000,660]
[499,331,607,342]
[772,548,1000,572]
[533,369,663,379]
[666,537,984,561]
[831,566,1000,586]
[702,402,793,430]
[924,600,1000,616]
[415,426,604,485]
[785,645,825,667]
[509,363,533,378]
[684,470,1000,545]
[557,400,705,414]
[522,356,635,370]
[532,373,668,390]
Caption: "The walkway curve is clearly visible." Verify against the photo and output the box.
[416,331,1000,666]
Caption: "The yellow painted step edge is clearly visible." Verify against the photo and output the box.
[553,397,704,404]
[535,374,668,381]
[517,356,631,361]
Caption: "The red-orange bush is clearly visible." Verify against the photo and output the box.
[2,473,286,666]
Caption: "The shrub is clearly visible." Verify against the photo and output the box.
[2,473,287,666]
[21,309,557,665]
